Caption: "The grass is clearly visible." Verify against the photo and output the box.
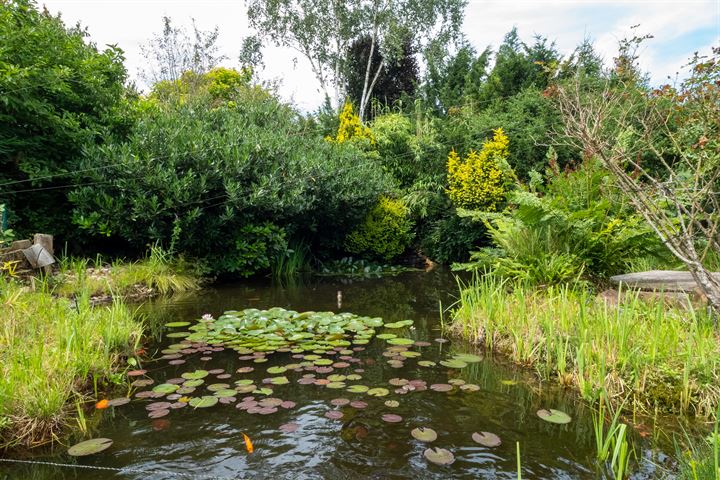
[54,245,200,299]
[449,275,720,417]
[675,409,720,480]
[0,279,143,449]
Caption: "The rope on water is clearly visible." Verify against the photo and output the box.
[0,458,244,479]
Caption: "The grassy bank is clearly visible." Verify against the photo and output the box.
[52,246,200,300]
[449,276,720,417]
[0,279,143,449]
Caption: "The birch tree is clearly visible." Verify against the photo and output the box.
[246,0,465,121]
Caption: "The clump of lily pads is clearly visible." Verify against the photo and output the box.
[183,308,384,353]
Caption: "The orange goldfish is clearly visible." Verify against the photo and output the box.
[242,433,254,453]
[95,399,109,409]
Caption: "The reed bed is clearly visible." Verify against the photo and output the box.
[450,275,720,417]
[0,280,143,449]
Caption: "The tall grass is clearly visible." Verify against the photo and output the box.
[54,245,200,299]
[0,279,143,449]
[450,275,720,417]
[675,409,720,480]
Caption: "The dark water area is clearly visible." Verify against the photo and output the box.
[3,270,681,479]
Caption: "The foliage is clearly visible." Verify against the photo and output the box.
[345,196,414,261]
[0,278,143,449]
[209,223,288,277]
[0,204,13,246]
[451,275,720,417]
[246,0,466,111]
[70,88,390,274]
[447,128,509,210]
[318,256,416,277]
[149,66,253,104]
[370,112,444,189]
[327,103,375,145]
[457,160,664,283]
[140,16,225,85]
[54,245,201,298]
[345,35,419,120]
[0,0,131,238]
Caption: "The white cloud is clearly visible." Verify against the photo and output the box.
[40,0,719,111]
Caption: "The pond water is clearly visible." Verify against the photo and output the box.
[4,270,679,479]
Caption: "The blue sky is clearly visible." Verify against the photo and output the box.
[42,0,719,111]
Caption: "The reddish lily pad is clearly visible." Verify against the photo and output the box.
[381,414,403,423]
[537,408,572,424]
[325,410,344,420]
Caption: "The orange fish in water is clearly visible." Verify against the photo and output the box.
[95,399,109,409]
[242,433,254,454]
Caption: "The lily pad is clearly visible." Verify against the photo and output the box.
[386,338,415,346]
[439,359,467,369]
[537,408,572,424]
[411,427,437,442]
[452,353,482,363]
[418,361,436,367]
[381,413,403,423]
[181,370,209,380]
[267,366,287,374]
[384,400,399,408]
[472,431,501,447]
[189,396,218,408]
[106,397,130,407]
[367,388,390,397]
[325,410,344,420]
[165,321,191,328]
[152,384,179,394]
[424,447,455,465]
[68,438,113,457]
[383,320,413,329]
[347,385,369,393]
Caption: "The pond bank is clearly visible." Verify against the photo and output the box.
[449,276,720,418]
[0,248,201,450]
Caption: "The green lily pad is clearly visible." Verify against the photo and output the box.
[384,400,399,408]
[181,370,209,380]
[189,396,218,408]
[411,427,437,442]
[376,333,397,340]
[424,447,455,465]
[452,353,482,363]
[386,338,415,346]
[214,389,238,398]
[418,360,436,367]
[384,320,413,329]
[165,321,191,328]
[267,366,287,374]
[367,388,390,397]
[68,438,113,457]
[152,384,179,394]
[537,408,571,424]
[166,332,190,338]
[270,376,290,385]
[347,385,369,393]
[439,359,467,369]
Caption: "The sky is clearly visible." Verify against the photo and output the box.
[41,0,720,112]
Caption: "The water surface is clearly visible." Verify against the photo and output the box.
[3,270,678,479]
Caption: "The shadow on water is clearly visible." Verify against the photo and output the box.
[1,270,687,479]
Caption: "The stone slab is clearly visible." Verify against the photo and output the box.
[609,270,720,292]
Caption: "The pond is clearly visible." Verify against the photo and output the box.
[4,270,680,479]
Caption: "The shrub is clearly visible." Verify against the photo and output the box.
[70,88,391,274]
[456,160,665,283]
[327,102,375,145]
[370,112,445,189]
[208,223,287,277]
[447,128,510,211]
[0,1,131,238]
[345,196,414,261]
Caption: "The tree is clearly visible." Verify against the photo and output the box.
[345,34,419,119]
[246,0,466,121]
[140,16,225,86]
[0,0,130,238]
[423,41,491,112]
[555,44,720,317]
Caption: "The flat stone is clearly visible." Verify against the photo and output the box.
[609,270,720,292]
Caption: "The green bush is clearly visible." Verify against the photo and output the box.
[456,160,665,283]
[345,196,414,261]
[370,112,445,189]
[70,86,391,275]
[0,1,132,238]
